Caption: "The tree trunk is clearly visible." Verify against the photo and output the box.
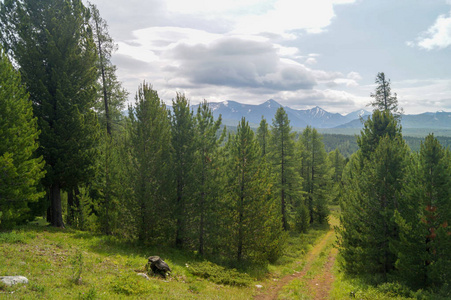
[67,189,74,226]
[50,183,65,228]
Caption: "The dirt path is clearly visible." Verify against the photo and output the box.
[254,218,338,300]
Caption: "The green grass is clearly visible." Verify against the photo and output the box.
[0,217,333,299]
[0,222,255,299]
[267,222,330,278]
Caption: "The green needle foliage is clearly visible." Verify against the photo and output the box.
[223,117,284,264]
[0,48,45,228]
[171,93,196,249]
[128,82,174,244]
[395,134,451,289]
[257,116,270,157]
[299,126,331,225]
[0,0,100,227]
[270,107,302,231]
[338,110,410,279]
[193,100,224,255]
[369,72,403,117]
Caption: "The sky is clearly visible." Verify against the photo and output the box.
[85,0,451,115]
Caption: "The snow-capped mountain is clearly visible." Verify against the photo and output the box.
[188,99,451,129]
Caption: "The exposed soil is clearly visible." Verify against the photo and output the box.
[254,219,338,300]
[306,247,338,299]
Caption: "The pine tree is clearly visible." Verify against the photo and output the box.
[369,72,402,117]
[193,100,223,255]
[328,149,346,205]
[89,3,127,135]
[129,82,174,244]
[1,0,99,227]
[270,107,302,231]
[396,134,451,288]
[171,93,196,248]
[300,126,331,224]
[223,117,283,263]
[257,116,270,157]
[78,3,128,234]
[338,111,409,279]
[0,47,46,227]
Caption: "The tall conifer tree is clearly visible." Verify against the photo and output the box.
[129,83,174,243]
[257,117,270,157]
[270,107,302,231]
[1,0,99,227]
[395,134,451,288]
[171,93,196,248]
[369,72,402,117]
[300,126,331,224]
[0,48,46,227]
[193,101,223,255]
[223,117,283,263]
[338,111,409,279]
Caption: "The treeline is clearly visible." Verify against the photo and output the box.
[0,0,347,266]
[337,73,450,292]
[322,132,451,157]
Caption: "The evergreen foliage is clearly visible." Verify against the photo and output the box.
[170,93,196,248]
[257,117,270,157]
[192,101,223,255]
[223,117,284,263]
[299,126,331,224]
[0,0,99,227]
[0,48,45,227]
[338,111,410,278]
[328,149,346,204]
[89,3,127,135]
[270,107,302,231]
[83,3,127,235]
[395,134,451,288]
[369,72,402,117]
[128,83,174,244]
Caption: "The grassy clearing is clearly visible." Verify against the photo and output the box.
[0,217,331,299]
[0,223,252,299]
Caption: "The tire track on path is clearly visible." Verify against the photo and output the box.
[254,217,338,300]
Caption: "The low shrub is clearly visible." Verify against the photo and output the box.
[186,261,252,287]
[111,273,159,295]
[0,230,28,244]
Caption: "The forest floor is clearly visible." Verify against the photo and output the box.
[254,216,339,300]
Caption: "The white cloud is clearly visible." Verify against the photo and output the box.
[233,0,356,36]
[394,78,451,113]
[347,71,362,81]
[409,9,451,50]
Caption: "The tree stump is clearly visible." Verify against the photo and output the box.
[145,256,171,278]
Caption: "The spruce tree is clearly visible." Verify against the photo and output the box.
[270,107,302,231]
[89,3,127,135]
[328,149,346,205]
[300,126,331,224]
[170,93,196,248]
[338,111,409,279]
[1,0,99,227]
[129,82,174,243]
[396,134,451,288]
[257,116,270,157]
[80,3,128,234]
[223,117,283,263]
[369,72,402,117]
[193,100,223,255]
[0,48,46,227]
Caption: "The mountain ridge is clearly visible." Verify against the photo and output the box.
[192,99,451,130]
[171,99,451,130]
